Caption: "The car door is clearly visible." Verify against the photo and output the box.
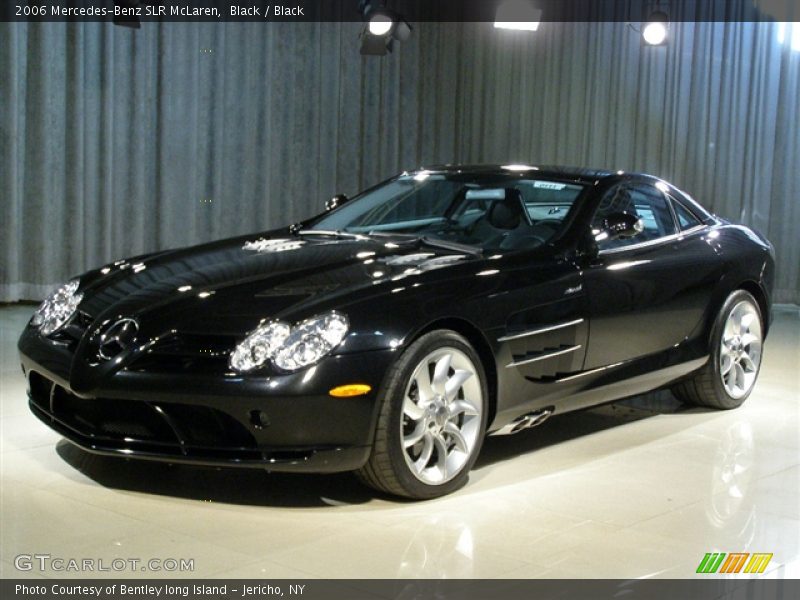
[581,181,717,369]
[487,183,590,420]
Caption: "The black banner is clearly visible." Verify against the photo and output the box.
[3,579,799,600]
[2,0,800,24]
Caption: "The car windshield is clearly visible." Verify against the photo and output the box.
[309,171,586,251]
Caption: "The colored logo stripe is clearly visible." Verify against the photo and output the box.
[697,553,726,573]
[696,552,773,574]
[744,553,773,574]
[720,553,749,573]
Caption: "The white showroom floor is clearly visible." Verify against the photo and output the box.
[1,303,798,580]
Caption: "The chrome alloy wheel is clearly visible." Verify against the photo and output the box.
[720,300,763,399]
[401,347,483,485]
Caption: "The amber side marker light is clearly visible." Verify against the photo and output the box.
[329,384,372,397]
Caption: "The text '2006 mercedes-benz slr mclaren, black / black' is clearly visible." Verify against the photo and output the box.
[19,165,775,499]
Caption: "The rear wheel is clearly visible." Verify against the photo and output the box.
[356,330,488,499]
[672,290,764,409]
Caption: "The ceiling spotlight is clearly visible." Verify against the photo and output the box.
[358,0,413,56]
[494,0,542,32]
[360,32,394,56]
[368,14,393,36]
[777,22,800,52]
[642,11,669,45]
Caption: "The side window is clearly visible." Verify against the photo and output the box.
[592,183,677,250]
[516,181,584,224]
[669,195,703,230]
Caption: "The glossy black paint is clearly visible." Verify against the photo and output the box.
[18,166,775,473]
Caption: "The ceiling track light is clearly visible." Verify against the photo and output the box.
[358,0,413,56]
[494,0,543,32]
[642,10,670,45]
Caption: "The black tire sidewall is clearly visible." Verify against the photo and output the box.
[383,330,489,499]
[708,290,763,409]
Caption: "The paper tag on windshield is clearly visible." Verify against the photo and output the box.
[534,181,566,190]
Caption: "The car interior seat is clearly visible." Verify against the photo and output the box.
[467,188,562,251]
[486,189,527,230]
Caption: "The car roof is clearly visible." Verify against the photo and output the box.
[408,164,716,223]
[416,164,618,184]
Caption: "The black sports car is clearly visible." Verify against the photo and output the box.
[19,165,775,499]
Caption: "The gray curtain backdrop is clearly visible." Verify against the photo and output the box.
[1,20,799,303]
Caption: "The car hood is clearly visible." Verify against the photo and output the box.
[77,231,481,335]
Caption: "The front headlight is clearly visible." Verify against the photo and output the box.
[229,311,349,373]
[31,280,83,336]
[229,321,291,372]
[273,312,349,371]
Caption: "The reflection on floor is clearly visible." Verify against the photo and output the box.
[1,304,798,579]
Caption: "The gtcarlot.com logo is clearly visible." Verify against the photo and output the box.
[696,552,773,574]
[14,554,195,573]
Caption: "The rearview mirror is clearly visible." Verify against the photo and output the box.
[595,212,644,242]
[326,194,349,211]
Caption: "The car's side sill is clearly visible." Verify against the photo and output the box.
[553,361,626,383]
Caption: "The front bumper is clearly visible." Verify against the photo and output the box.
[19,327,397,473]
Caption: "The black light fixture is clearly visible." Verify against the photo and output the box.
[642,10,669,45]
[113,0,142,28]
[358,0,413,56]
[494,0,543,31]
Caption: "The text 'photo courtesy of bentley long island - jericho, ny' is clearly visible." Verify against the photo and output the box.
[19,165,775,499]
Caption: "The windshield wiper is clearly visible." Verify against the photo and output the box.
[366,232,482,257]
[297,228,481,256]
[296,229,370,241]
[418,236,483,256]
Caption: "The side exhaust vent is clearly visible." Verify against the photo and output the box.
[491,407,554,436]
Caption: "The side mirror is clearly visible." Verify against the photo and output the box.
[326,194,349,211]
[595,212,644,242]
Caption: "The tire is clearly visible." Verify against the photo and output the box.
[672,290,764,409]
[356,330,489,499]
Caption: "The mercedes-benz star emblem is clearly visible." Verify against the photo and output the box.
[95,318,139,361]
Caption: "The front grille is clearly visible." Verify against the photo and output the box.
[161,402,256,448]
[28,372,259,459]
[29,371,53,412]
[52,386,177,443]
[128,333,234,374]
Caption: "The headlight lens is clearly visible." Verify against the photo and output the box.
[229,311,349,373]
[273,312,349,371]
[229,321,292,372]
[31,280,83,336]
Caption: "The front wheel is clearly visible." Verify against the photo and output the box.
[672,290,764,409]
[356,330,488,499]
